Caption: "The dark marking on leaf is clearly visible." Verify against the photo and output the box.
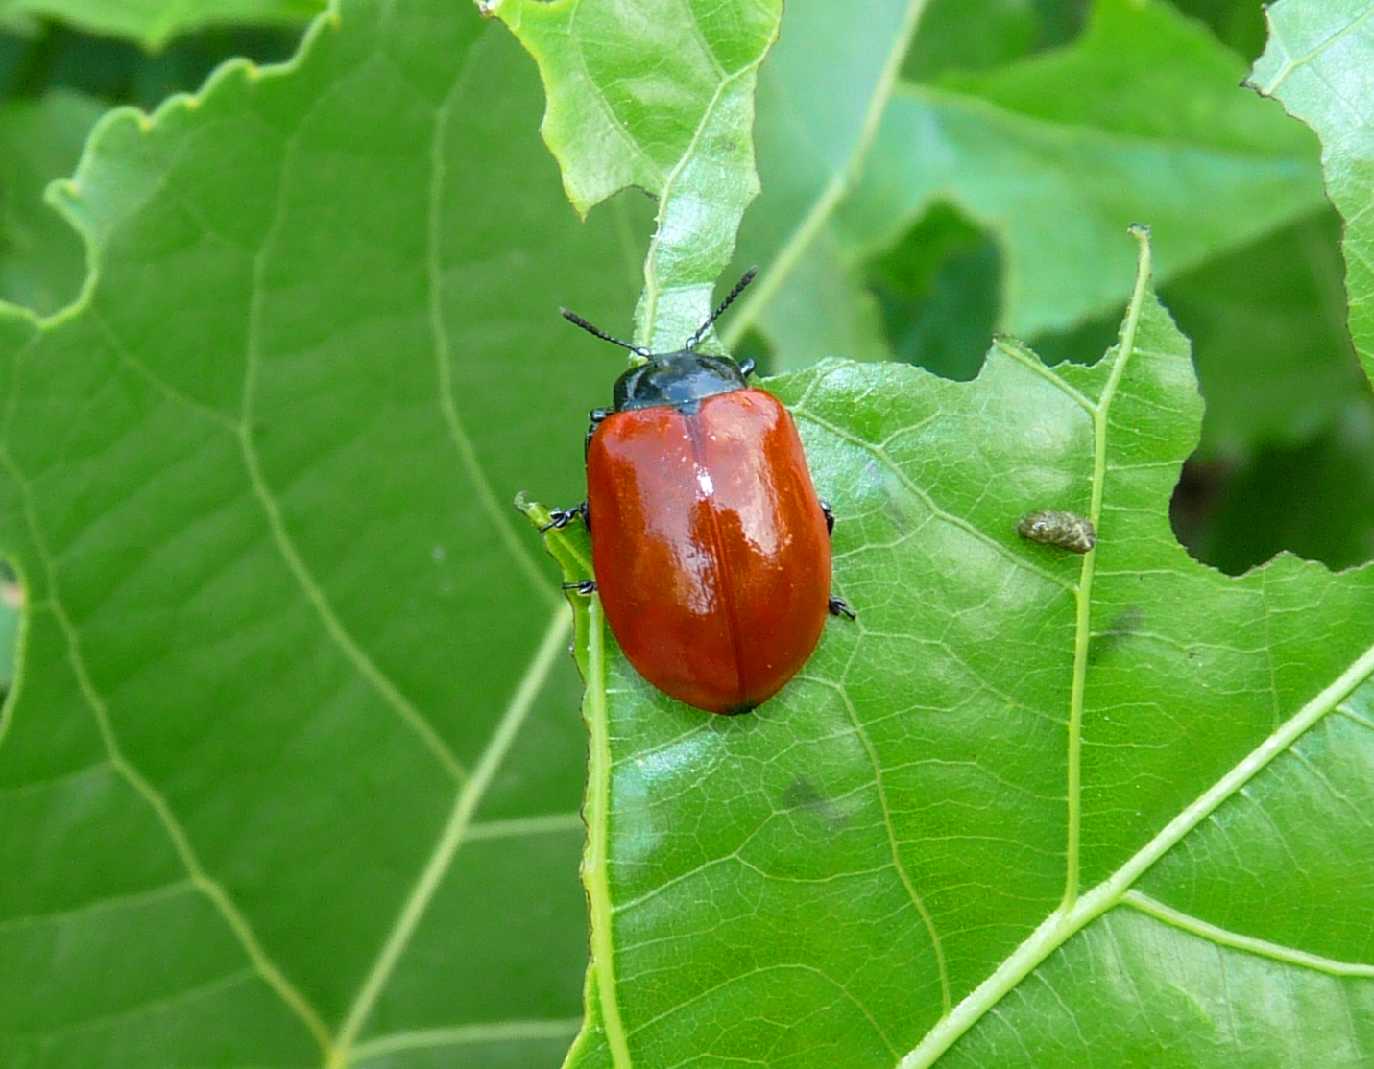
[780,777,850,832]
[1089,605,1146,665]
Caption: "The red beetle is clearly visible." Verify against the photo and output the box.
[544,270,853,715]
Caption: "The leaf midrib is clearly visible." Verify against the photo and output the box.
[900,642,1374,1067]
[1062,229,1153,908]
[720,0,931,351]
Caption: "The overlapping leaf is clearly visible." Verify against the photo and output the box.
[0,1,662,1064]
[653,0,1330,373]
[488,0,781,351]
[828,0,1326,352]
[0,0,321,50]
[0,90,102,314]
[1250,0,1374,384]
[718,0,928,367]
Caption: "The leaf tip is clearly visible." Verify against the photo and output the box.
[1127,223,1154,290]
[513,491,549,531]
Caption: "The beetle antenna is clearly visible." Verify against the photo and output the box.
[685,267,758,349]
[561,308,650,358]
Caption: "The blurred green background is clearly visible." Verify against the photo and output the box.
[0,0,1370,703]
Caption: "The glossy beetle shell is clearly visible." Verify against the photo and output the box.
[587,388,831,714]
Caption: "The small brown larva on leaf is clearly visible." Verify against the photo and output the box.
[1017,510,1096,554]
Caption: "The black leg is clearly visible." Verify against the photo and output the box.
[738,357,756,379]
[820,499,835,536]
[585,408,610,455]
[540,501,588,533]
[828,596,855,620]
[562,579,598,596]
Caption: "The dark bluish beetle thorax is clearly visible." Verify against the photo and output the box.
[612,350,747,413]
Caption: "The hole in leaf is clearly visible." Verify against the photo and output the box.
[901,0,1090,83]
[1173,401,1374,575]
[865,202,1002,382]
[1168,0,1268,60]
[1034,210,1374,576]
[735,326,775,378]
[1,21,304,106]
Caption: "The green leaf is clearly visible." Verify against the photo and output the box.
[0,89,102,314]
[1189,398,1374,574]
[806,0,1327,362]
[553,232,1374,1066]
[0,1,658,1064]
[488,0,782,351]
[1172,0,1268,59]
[0,0,322,50]
[902,0,1083,82]
[721,0,928,368]
[1162,207,1368,456]
[866,204,1001,381]
[1033,207,1370,460]
[1250,0,1374,389]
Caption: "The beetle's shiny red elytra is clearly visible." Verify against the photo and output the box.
[588,388,831,714]
[544,270,852,715]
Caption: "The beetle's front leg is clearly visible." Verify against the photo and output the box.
[540,501,589,533]
[829,596,855,620]
[820,498,835,537]
[584,408,610,455]
[562,579,598,595]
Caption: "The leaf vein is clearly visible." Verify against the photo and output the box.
[793,408,1074,593]
[1121,890,1374,978]
[237,109,465,783]
[0,444,331,1053]
[329,607,571,1062]
[427,48,556,605]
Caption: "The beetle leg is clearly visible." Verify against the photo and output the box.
[828,596,856,620]
[562,579,598,596]
[820,499,835,537]
[585,408,610,455]
[738,357,757,379]
[540,501,588,533]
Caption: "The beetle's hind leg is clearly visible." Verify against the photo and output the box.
[562,579,598,596]
[540,501,589,533]
[820,499,835,536]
